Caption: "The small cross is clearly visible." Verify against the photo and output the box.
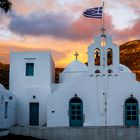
[100,27,106,34]
[74,52,79,60]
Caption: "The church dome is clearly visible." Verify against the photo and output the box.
[63,60,88,73]
[119,64,132,73]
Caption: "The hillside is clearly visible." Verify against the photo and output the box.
[0,63,9,89]
[0,40,140,88]
[120,40,140,81]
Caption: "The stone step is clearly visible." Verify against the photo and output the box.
[0,130,9,137]
[10,126,140,140]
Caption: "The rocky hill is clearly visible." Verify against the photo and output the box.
[0,40,140,88]
[120,40,140,81]
[0,63,9,89]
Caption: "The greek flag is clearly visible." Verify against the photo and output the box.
[83,7,103,18]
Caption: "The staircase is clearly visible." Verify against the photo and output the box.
[0,129,9,137]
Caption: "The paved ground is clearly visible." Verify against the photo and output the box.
[1,134,45,140]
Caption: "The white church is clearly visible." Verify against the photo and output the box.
[1,32,140,129]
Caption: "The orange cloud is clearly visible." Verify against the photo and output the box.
[0,34,90,68]
[11,0,55,14]
[112,18,140,44]
[70,14,114,40]
[0,0,140,68]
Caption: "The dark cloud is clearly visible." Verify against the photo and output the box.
[9,10,140,42]
[9,12,112,40]
[9,11,113,41]
[9,11,73,38]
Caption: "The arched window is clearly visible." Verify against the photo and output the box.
[124,96,139,126]
[69,97,83,127]
[70,97,82,103]
[95,70,100,73]
[107,48,113,66]
[101,34,106,47]
[94,48,100,66]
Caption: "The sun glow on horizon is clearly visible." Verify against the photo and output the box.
[0,0,139,67]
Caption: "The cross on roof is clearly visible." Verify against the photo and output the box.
[100,27,106,34]
[74,52,79,60]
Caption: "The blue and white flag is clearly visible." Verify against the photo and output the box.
[83,7,103,18]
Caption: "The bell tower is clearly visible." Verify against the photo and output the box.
[88,33,120,74]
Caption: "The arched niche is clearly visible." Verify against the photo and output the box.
[100,34,106,47]
[108,69,113,73]
[95,70,100,73]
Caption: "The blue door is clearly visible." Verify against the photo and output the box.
[69,97,83,127]
[125,98,139,126]
[29,103,39,126]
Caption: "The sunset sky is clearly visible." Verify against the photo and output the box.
[0,0,140,67]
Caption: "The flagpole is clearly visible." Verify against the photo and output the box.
[103,2,105,31]
[101,2,105,34]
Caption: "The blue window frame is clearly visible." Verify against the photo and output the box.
[26,63,34,76]
[125,97,139,126]
[69,97,83,127]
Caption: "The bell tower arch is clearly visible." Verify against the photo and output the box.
[88,33,120,74]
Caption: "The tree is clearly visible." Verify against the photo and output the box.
[0,0,12,89]
[0,0,12,14]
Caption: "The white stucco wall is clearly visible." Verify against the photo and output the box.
[10,52,54,92]
[0,84,16,129]
[47,71,140,127]
[14,86,48,126]
[10,52,54,127]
